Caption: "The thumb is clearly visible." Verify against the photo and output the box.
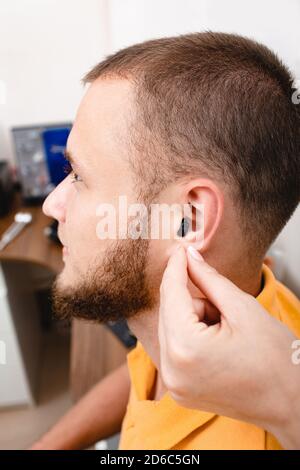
[186,246,250,319]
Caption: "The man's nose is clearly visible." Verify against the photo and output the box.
[42,179,70,223]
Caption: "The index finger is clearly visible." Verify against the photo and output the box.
[159,246,206,338]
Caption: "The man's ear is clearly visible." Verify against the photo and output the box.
[182,178,224,252]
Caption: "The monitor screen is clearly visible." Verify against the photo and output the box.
[11,123,72,202]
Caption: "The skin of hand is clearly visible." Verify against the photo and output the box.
[158,245,300,449]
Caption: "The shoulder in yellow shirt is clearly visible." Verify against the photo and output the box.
[119,264,300,450]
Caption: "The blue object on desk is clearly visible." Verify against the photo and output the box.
[42,127,71,187]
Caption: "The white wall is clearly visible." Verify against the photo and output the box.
[0,0,110,163]
[274,209,300,297]
[108,0,300,80]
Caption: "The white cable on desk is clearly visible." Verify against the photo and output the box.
[0,212,32,251]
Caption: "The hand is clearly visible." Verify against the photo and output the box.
[158,246,300,449]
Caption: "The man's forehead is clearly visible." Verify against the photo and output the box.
[68,78,134,167]
[78,77,134,123]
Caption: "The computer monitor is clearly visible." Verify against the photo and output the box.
[11,122,72,203]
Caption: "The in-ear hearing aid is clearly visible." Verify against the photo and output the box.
[177,217,190,237]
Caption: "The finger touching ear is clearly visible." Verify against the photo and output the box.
[186,246,248,319]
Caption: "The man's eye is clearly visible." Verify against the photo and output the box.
[63,163,82,183]
[70,171,83,183]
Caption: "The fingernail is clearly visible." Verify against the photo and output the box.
[188,246,204,261]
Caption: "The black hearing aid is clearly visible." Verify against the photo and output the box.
[177,217,190,237]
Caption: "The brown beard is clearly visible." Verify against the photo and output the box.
[52,238,155,324]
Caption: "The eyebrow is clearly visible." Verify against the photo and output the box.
[64,149,77,167]
[63,148,90,179]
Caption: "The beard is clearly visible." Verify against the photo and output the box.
[52,237,156,324]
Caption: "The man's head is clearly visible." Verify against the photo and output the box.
[43,32,300,324]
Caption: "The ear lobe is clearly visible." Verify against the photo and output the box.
[182,203,205,249]
[186,180,224,252]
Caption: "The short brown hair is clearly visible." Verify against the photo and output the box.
[83,32,300,255]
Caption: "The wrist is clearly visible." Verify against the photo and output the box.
[29,431,69,450]
[28,439,52,450]
[265,364,300,449]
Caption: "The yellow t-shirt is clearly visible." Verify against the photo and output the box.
[119,264,300,450]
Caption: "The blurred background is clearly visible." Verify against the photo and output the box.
[0,0,299,450]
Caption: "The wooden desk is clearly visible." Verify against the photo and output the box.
[0,193,127,405]
[0,193,63,274]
